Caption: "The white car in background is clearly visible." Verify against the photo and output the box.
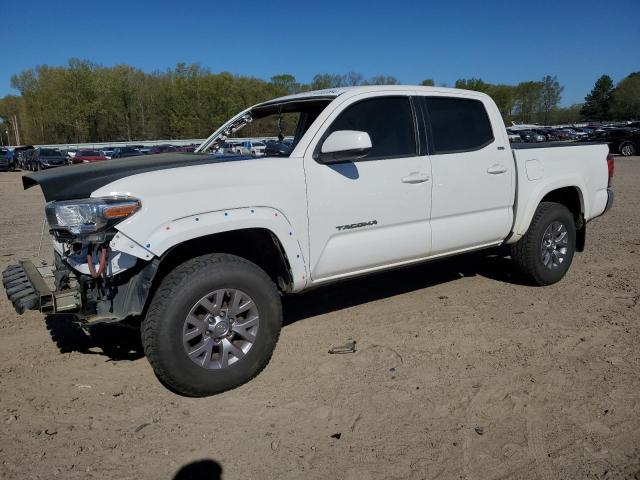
[506,129,522,143]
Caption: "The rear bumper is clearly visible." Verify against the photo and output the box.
[2,261,80,315]
[603,187,614,214]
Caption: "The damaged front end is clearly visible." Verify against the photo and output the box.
[2,196,157,325]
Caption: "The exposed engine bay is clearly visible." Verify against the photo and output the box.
[3,195,158,324]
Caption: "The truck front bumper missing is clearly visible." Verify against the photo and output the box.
[2,261,81,315]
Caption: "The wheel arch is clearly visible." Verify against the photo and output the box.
[539,186,586,251]
[119,206,310,293]
[155,227,299,294]
[511,183,587,250]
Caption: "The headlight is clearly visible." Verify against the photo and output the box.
[45,196,141,237]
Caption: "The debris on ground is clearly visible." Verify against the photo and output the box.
[328,340,357,354]
[134,423,150,433]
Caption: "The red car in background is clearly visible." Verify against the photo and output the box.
[72,149,108,164]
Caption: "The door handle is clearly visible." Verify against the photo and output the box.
[487,164,508,174]
[401,172,430,184]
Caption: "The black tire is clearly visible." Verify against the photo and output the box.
[141,253,282,397]
[510,202,576,286]
[619,142,636,157]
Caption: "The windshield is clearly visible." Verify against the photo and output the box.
[198,98,333,157]
[79,150,101,156]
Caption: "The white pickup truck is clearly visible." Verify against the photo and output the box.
[3,86,614,396]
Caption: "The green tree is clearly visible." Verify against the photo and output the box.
[0,95,23,145]
[550,104,583,124]
[310,73,345,90]
[514,81,543,123]
[420,79,435,86]
[454,78,491,93]
[270,74,299,94]
[487,84,516,121]
[580,75,614,121]
[345,72,363,86]
[363,75,399,85]
[538,75,563,125]
[610,72,640,120]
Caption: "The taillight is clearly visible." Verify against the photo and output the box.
[606,153,614,187]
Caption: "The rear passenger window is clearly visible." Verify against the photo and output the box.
[326,97,416,160]
[425,98,494,154]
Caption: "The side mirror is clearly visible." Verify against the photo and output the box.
[317,130,372,164]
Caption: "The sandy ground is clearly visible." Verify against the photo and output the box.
[0,157,639,480]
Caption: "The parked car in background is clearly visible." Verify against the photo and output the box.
[587,128,639,156]
[216,141,248,155]
[102,147,116,158]
[239,140,267,155]
[517,130,546,142]
[18,150,34,170]
[506,129,522,143]
[32,148,68,170]
[111,147,143,159]
[175,144,197,153]
[566,128,589,139]
[555,128,574,140]
[0,148,16,171]
[149,145,176,154]
[72,149,109,164]
[532,128,557,141]
[553,129,576,140]
[10,145,35,169]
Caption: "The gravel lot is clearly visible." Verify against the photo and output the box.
[1,157,639,480]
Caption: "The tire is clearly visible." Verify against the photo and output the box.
[141,253,282,397]
[510,202,576,286]
[620,142,636,157]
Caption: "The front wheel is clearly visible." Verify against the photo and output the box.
[141,253,282,397]
[510,202,576,286]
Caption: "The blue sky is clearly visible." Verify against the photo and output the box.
[3,0,639,105]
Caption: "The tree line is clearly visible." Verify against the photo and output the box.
[0,59,637,145]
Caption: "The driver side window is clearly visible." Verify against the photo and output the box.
[326,96,417,160]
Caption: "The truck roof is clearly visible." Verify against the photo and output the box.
[255,85,487,108]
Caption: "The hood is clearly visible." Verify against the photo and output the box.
[24,152,253,202]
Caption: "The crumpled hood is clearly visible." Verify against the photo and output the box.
[23,152,253,202]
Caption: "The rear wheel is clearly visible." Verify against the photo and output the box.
[620,142,636,156]
[510,202,576,286]
[141,253,282,397]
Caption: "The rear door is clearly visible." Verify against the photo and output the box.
[304,92,432,281]
[419,95,515,254]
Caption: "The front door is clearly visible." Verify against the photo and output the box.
[304,93,432,282]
